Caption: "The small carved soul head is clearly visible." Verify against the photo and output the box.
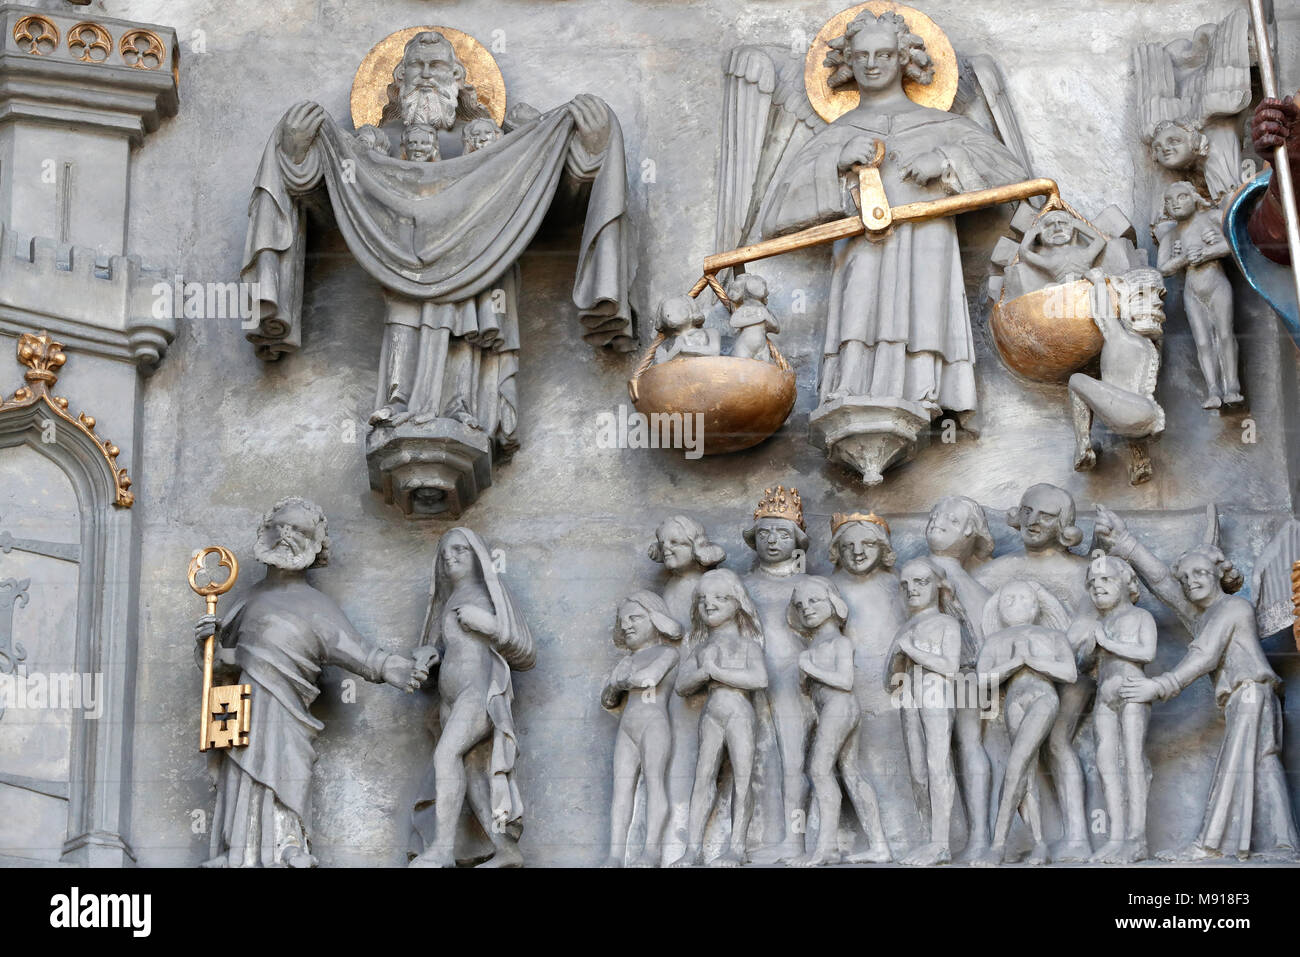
[648,515,725,573]
[787,576,848,636]
[827,11,934,93]
[1086,550,1140,611]
[898,557,952,614]
[690,568,763,644]
[256,497,329,570]
[1038,210,1080,248]
[993,580,1042,628]
[437,528,481,584]
[926,495,994,560]
[614,590,682,651]
[1160,180,1210,223]
[462,117,502,153]
[1150,119,1209,171]
[1172,545,1243,604]
[654,295,705,336]
[1007,484,1083,551]
[744,517,809,564]
[402,124,438,162]
[829,518,895,574]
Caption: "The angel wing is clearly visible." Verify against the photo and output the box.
[715,44,824,256]
[714,43,1035,259]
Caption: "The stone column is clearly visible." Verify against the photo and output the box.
[0,2,178,866]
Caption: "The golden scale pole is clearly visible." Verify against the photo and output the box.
[689,137,1062,305]
[188,546,251,751]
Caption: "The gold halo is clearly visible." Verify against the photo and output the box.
[350,26,506,130]
[805,1,957,124]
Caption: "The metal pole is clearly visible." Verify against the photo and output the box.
[1249,0,1300,313]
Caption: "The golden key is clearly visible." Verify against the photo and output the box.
[188,546,250,752]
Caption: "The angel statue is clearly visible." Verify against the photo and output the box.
[241,28,633,517]
[1133,6,1261,216]
[715,3,1032,484]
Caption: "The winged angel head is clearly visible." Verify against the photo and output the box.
[823,11,934,94]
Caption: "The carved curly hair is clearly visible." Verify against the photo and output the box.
[825,11,934,90]
[1172,544,1244,595]
[259,496,330,568]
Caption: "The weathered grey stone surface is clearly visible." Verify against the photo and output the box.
[0,0,1297,866]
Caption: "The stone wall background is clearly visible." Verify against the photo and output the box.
[89,0,1300,865]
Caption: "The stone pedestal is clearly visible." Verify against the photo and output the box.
[809,396,931,486]
[366,419,492,518]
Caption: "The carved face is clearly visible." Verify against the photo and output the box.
[753,518,800,564]
[899,560,939,612]
[399,41,461,129]
[403,126,437,162]
[439,530,478,583]
[790,582,836,630]
[1163,184,1200,222]
[1016,488,1066,550]
[463,120,501,153]
[1152,126,1197,170]
[1086,565,1126,612]
[997,583,1039,627]
[1040,211,1077,247]
[926,506,971,556]
[835,523,886,575]
[696,581,739,628]
[1123,277,1167,338]
[657,528,696,572]
[617,600,656,650]
[849,24,903,93]
[1174,552,1220,604]
[255,503,322,571]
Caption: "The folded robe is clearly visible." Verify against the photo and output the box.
[241,101,635,360]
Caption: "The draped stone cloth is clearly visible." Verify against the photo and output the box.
[409,528,535,861]
[208,578,394,867]
[758,108,1027,415]
[241,103,635,362]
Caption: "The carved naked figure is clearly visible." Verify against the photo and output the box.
[1098,506,1300,861]
[977,582,1078,865]
[791,577,890,866]
[726,274,780,362]
[923,495,996,862]
[601,591,682,868]
[740,486,810,861]
[652,295,721,364]
[647,516,726,863]
[976,482,1094,861]
[194,499,423,868]
[1156,181,1242,408]
[1070,553,1157,863]
[1068,268,1168,484]
[1015,209,1107,290]
[886,558,965,866]
[408,527,535,868]
[670,569,769,867]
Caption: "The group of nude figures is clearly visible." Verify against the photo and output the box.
[601,482,1299,867]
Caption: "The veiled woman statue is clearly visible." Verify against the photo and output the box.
[408,527,536,867]
[757,9,1028,483]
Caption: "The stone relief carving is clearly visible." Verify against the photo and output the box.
[409,527,535,868]
[241,28,633,517]
[194,499,424,868]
